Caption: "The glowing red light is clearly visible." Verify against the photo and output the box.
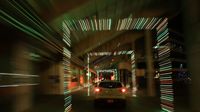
[95,88,100,92]
[121,88,126,93]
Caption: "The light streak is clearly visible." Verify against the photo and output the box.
[151,18,162,29]
[108,19,112,30]
[146,18,157,29]
[0,83,39,87]
[140,18,148,29]
[116,19,121,31]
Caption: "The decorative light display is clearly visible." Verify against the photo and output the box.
[66,17,174,111]
[115,17,163,30]
[64,18,112,31]
[0,1,174,111]
[63,47,71,58]
[0,14,172,111]
[89,50,134,56]
[97,69,117,73]
[89,51,134,83]
[156,18,174,112]
[87,53,90,96]
[63,17,166,32]
[131,52,137,97]
[63,21,71,47]
[63,47,72,112]
[97,69,118,81]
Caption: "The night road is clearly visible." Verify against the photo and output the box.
[71,86,161,112]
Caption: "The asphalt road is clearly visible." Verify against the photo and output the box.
[5,86,161,112]
[71,87,161,112]
[23,86,190,112]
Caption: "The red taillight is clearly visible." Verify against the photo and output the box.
[121,88,126,93]
[95,88,100,92]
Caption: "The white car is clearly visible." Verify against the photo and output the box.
[94,80,127,106]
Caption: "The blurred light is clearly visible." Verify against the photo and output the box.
[136,18,144,29]
[89,51,133,56]
[111,75,115,80]
[61,17,165,32]
[90,19,95,31]
[94,18,98,30]
[62,17,171,112]
[151,18,162,29]
[95,88,100,92]
[116,19,122,30]
[63,47,71,58]
[121,88,126,93]
[156,18,174,112]
[108,19,112,30]
[63,52,72,112]
[146,18,157,29]
[130,19,137,29]
[0,84,39,88]
[86,19,91,31]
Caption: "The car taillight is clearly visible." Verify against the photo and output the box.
[121,88,126,93]
[95,88,100,92]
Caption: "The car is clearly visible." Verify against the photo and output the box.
[94,80,127,107]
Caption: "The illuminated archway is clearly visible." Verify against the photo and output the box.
[63,17,173,112]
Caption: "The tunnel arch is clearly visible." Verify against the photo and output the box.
[63,17,173,112]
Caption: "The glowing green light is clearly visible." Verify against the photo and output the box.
[78,20,84,31]
[0,9,45,40]
[136,18,144,29]
[141,18,148,29]
[82,20,87,31]
[161,96,174,102]
[67,20,74,30]
[72,20,78,30]
[162,107,172,112]
[157,33,169,43]
[157,33,169,44]
[157,28,169,40]
[133,18,140,29]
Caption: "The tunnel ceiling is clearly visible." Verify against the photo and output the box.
[1,0,182,69]
[27,0,182,69]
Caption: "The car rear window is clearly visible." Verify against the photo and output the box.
[99,82,122,88]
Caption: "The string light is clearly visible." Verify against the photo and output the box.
[156,18,174,112]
